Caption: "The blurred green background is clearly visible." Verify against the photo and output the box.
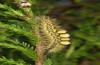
[0,0,100,65]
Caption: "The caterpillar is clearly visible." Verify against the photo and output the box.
[35,16,70,53]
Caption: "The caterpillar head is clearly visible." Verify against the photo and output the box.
[35,16,70,53]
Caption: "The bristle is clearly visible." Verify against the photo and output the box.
[61,41,70,45]
[61,38,70,40]
[57,30,67,33]
[60,34,70,37]
[53,29,56,32]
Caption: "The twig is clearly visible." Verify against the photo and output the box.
[35,43,45,65]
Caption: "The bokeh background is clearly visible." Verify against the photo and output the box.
[0,0,100,65]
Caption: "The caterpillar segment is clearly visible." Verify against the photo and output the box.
[35,16,70,53]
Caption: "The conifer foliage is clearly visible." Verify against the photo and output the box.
[0,0,39,65]
[0,0,70,65]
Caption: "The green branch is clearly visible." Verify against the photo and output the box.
[0,4,23,17]
[0,42,38,61]
[0,22,38,45]
[0,57,29,65]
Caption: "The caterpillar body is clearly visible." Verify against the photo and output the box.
[35,16,70,53]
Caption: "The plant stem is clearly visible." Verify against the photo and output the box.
[35,43,44,65]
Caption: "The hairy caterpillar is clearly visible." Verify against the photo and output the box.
[35,16,70,53]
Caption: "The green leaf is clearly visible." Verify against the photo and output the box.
[0,57,29,65]
[43,58,52,65]
[0,42,38,61]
